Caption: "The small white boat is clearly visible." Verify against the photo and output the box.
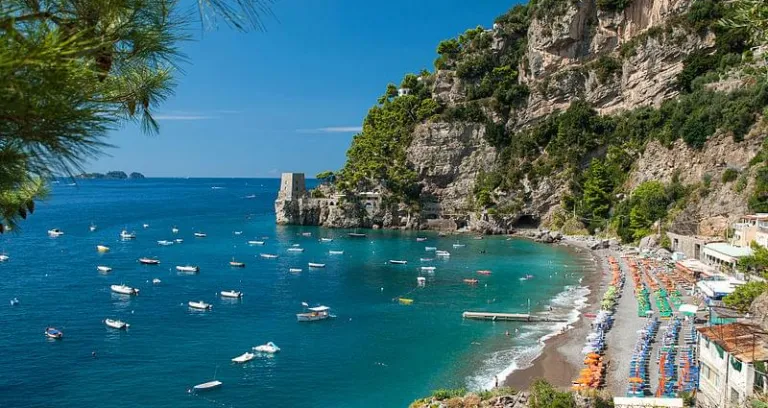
[96,245,110,253]
[175,239,184,243]
[420,258,433,262]
[234,231,243,235]
[138,257,160,265]
[172,226,179,234]
[248,240,265,245]
[389,260,407,265]
[416,237,427,242]
[435,250,451,257]
[287,248,305,252]
[10,297,19,306]
[229,259,246,268]
[188,301,212,310]
[120,230,136,240]
[89,223,97,232]
[289,268,302,273]
[308,262,325,268]
[220,290,242,299]
[452,243,466,248]
[193,380,222,391]
[176,265,199,273]
[520,274,534,281]
[425,247,437,251]
[420,266,436,272]
[260,253,279,259]
[194,232,207,238]
[245,194,256,199]
[157,240,174,246]
[152,278,161,284]
[328,250,344,255]
[301,232,312,237]
[48,228,64,237]
[104,319,129,330]
[142,223,150,229]
[0,254,9,262]
[292,243,300,247]
[111,284,139,296]
[97,265,112,273]
[417,277,426,286]
[253,342,280,354]
[320,238,333,242]
[45,327,63,339]
[231,352,255,364]
[297,305,331,322]
[348,232,366,238]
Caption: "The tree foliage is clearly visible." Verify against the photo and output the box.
[724,281,768,313]
[529,379,577,408]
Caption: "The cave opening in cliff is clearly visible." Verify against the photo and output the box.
[513,214,540,229]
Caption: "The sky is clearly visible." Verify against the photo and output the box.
[88,0,514,178]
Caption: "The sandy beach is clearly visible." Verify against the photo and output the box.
[504,238,620,390]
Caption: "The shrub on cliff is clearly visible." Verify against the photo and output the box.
[724,281,768,312]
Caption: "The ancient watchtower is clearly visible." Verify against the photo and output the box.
[278,173,307,200]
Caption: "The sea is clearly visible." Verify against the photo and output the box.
[0,178,592,408]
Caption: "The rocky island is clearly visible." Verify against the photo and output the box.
[75,171,145,179]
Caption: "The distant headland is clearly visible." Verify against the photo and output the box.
[74,171,145,180]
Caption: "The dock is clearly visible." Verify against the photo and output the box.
[462,311,568,323]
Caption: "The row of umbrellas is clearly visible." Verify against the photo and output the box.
[626,317,660,397]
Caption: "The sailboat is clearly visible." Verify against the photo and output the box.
[192,367,222,392]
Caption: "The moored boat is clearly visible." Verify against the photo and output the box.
[287,247,305,252]
[425,246,437,251]
[152,278,162,284]
[111,284,139,295]
[104,319,129,330]
[348,232,366,238]
[248,240,265,245]
[420,266,436,272]
[171,226,179,234]
[328,250,344,255]
[231,352,255,364]
[120,230,136,240]
[10,297,19,306]
[452,243,466,248]
[48,228,64,237]
[253,342,280,354]
[176,265,199,273]
[416,237,427,242]
[419,258,433,262]
[97,265,112,273]
[234,231,243,235]
[229,258,245,267]
[194,232,207,238]
[463,278,479,285]
[157,240,174,246]
[301,232,312,237]
[138,257,160,265]
[435,250,450,257]
[192,380,222,391]
[260,253,278,259]
[308,262,325,268]
[417,277,426,286]
[96,245,110,252]
[519,274,534,281]
[398,298,414,305]
[289,268,302,273]
[320,238,333,242]
[389,260,407,265]
[0,254,8,262]
[220,290,242,299]
[89,223,97,232]
[477,270,492,275]
[143,223,150,229]
[188,301,212,310]
[45,327,63,339]
[175,239,183,243]
[296,305,331,322]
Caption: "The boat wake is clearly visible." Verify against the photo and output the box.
[466,284,591,390]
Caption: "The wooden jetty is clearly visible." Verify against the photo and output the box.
[462,311,568,323]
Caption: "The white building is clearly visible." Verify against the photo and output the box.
[702,242,753,271]
[696,323,768,408]
[732,214,768,248]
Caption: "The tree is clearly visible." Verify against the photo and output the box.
[529,379,577,408]
[737,242,768,276]
[581,159,613,231]
[721,0,768,47]
[724,281,768,313]
[315,171,335,184]
[628,181,670,240]
[0,0,271,231]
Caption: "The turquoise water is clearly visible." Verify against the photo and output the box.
[0,179,590,407]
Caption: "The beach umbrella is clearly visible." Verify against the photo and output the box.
[629,377,644,383]
[587,352,601,359]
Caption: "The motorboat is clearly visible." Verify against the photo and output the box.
[389,260,407,265]
[245,194,256,199]
[308,262,325,268]
[420,266,436,272]
[234,231,243,236]
[152,278,162,284]
[48,228,64,237]
[320,238,333,242]
[0,254,8,262]
[420,258,433,262]
[260,253,278,259]
[192,380,222,391]
[435,250,450,257]
[143,223,150,229]
[157,240,174,246]
[89,223,97,232]
[417,277,426,286]
[253,342,280,354]
[176,265,199,273]
[111,284,139,295]
[172,226,179,234]
[229,259,246,268]
[194,232,207,238]
[289,268,302,273]
[231,352,255,364]
[120,230,136,240]
[287,248,304,252]
[220,290,243,299]
[473,236,484,240]
[45,327,63,339]
[416,237,427,242]
[425,246,437,251]
[477,270,492,275]
[463,278,479,285]
[188,301,212,310]
[248,241,265,245]
[10,297,19,306]
[97,265,112,273]
[328,250,344,255]
[519,274,534,281]
[97,245,110,253]
[452,243,466,248]
[291,244,300,247]
[175,239,184,243]
[301,232,312,237]
[104,319,129,330]
[296,305,331,322]
[139,257,160,265]
[348,232,366,238]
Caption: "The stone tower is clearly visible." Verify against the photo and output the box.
[278,173,306,200]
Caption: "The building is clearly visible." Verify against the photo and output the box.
[676,259,719,281]
[667,232,721,261]
[702,242,753,271]
[696,278,745,305]
[696,323,768,407]
[278,173,307,201]
[732,214,768,248]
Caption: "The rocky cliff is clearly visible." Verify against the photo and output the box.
[280,0,765,240]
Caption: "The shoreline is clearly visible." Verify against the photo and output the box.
[502,238,615,390]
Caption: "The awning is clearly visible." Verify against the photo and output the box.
[679,304,698,315]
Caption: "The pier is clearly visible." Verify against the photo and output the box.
[462,311,568,323]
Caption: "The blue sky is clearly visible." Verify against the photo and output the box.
[88,0,513,178]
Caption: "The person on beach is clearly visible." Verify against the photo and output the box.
[494,376,499,388]
[505,330,510,336]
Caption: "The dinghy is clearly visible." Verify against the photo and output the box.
[172,226,179,234]
[477,270,492,275]
[157,240,174,246]
[104,319,129,330]
[48,228,64,237]
[234,231,243,235]
[348,232,366,238]
[435,250,450,257]
[175,239,183,243]
[220,290,242,299]
[175,265,199,273]
[96,245,110,252]
[152,278,162,284]
[452,243,466,248]
[188,301,212,310]
[45,327,63,339]
[420,258,433,262]
[328,250,344,255]
[253,342,280,354]
[229,259,245,267]
[420,266,436,272]
[417,277,426,286]
[389,260,407,265]
[138,257,160,265]
[111,284,139,295]
[416,237,427,242]
[320,238,333,242]
[398,298,414,305]
[248,240,265,245]
[0,254,8,262]
[287,247,305,252]
[260,253,278,259]
[301,232,312,237]
[97,265,112,273]
[425,247,437,251]
[289,268,302,273]
[143,223,150,229]
[308,262,325,268]
[463,278,479,285]
[194,232,207,238]
[231,352,255,364]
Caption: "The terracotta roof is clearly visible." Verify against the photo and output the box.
[698,323,768,363]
